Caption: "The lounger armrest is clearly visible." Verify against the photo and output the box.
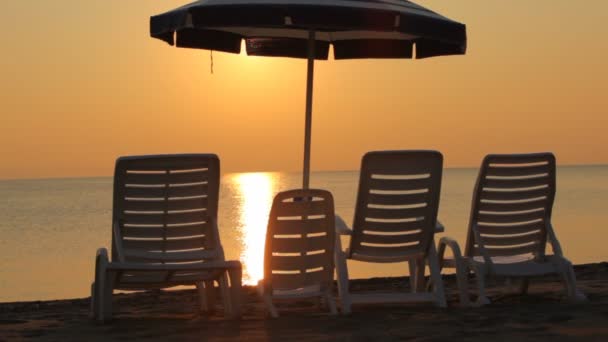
[209,216,227,260]
[471,224,493,267]
[435,220,445,233]
[96,247,109,262]
[334,215,352,235]
[112,221,125,262]
[438,237,464,260]
[546,221,564,257]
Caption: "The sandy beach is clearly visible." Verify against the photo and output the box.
[1,262,607,341]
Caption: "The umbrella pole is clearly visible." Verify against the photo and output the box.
[303,30,315,190]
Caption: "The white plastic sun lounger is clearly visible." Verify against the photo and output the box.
[334,151,447,313]
[90,154,242,322]
[437,153,586,306]
[258,189,338,318]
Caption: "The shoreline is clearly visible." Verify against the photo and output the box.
[1,262,607,341]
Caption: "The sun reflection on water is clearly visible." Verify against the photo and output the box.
[233,172,278,285]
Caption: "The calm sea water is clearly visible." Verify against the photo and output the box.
[1,166,607,302]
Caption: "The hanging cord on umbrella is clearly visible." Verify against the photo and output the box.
[210,50,214,74]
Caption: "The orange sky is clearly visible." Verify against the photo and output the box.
[1,0,607,179]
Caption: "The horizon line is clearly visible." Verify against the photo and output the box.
[1,162,607,182]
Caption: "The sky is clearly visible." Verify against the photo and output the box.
[0,0,607,179]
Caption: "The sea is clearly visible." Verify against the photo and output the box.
[1,166,607,302]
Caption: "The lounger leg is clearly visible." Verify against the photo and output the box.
[264,294,278,318]
[219,274,233,317]
[204,280,216,314]
[558,258,587,302]
[454,260,471,306]
[334,238,351,314]
[427,243,447,308]
[258,281,278,318]
[519,278,530,295]
[94,249,112,323]
[227,267,242,318]
[408,260,417,292]
[415,258,426,292]
[324,291,338,316]
[436,237,470,306]
[313,297,322,310]
[472,263,490,306]
[90,282,97,319]
[96,275,105,322]
[196,282,208,313]
[100,272,114,322]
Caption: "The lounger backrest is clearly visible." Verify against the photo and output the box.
[264,189,335,292]
[111,154,222,264]
[465,153,556,259]
[348,151,443,261]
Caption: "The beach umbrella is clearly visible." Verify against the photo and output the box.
[150,0,466,189]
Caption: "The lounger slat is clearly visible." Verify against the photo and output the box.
[122,197,208,212]
[123,249,219,262]
[123,184,208,198]
[364,207,428,220]
[478,199,548,212]
[483,176,550,189]
[167,185,209,198]
[271,219,330,235]
[367,192,429,206]
[123,159,210,171]
[274,200,329,218]
[485,165,550,177]
[482,242,541,257]
[122,237,205,251]
[360,232,425,245]
[121,227,166,239]
[270,235,331,253]
[124,171,208,185]
[362,219,426,233]
[480,232,544,246]
[121,224,207,239]
[121,213,165,225]
[485,154,552,165]
[368,163,433,173]
[123,200,167,211]
[272,269,332,290]
[122,211,207,225]
[353,244,422,258]
[368,178,431,191]
[477,222,544,235]
[270,252,331,271]
[480,187,551,201]
[477,210,546,224]
[125,173,169,185]
[270,273,307,290]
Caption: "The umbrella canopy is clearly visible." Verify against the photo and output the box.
[150,0,466,187]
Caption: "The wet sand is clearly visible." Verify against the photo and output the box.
[1,263,607,341]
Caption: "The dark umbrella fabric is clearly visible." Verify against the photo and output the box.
[151,0,466,59]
